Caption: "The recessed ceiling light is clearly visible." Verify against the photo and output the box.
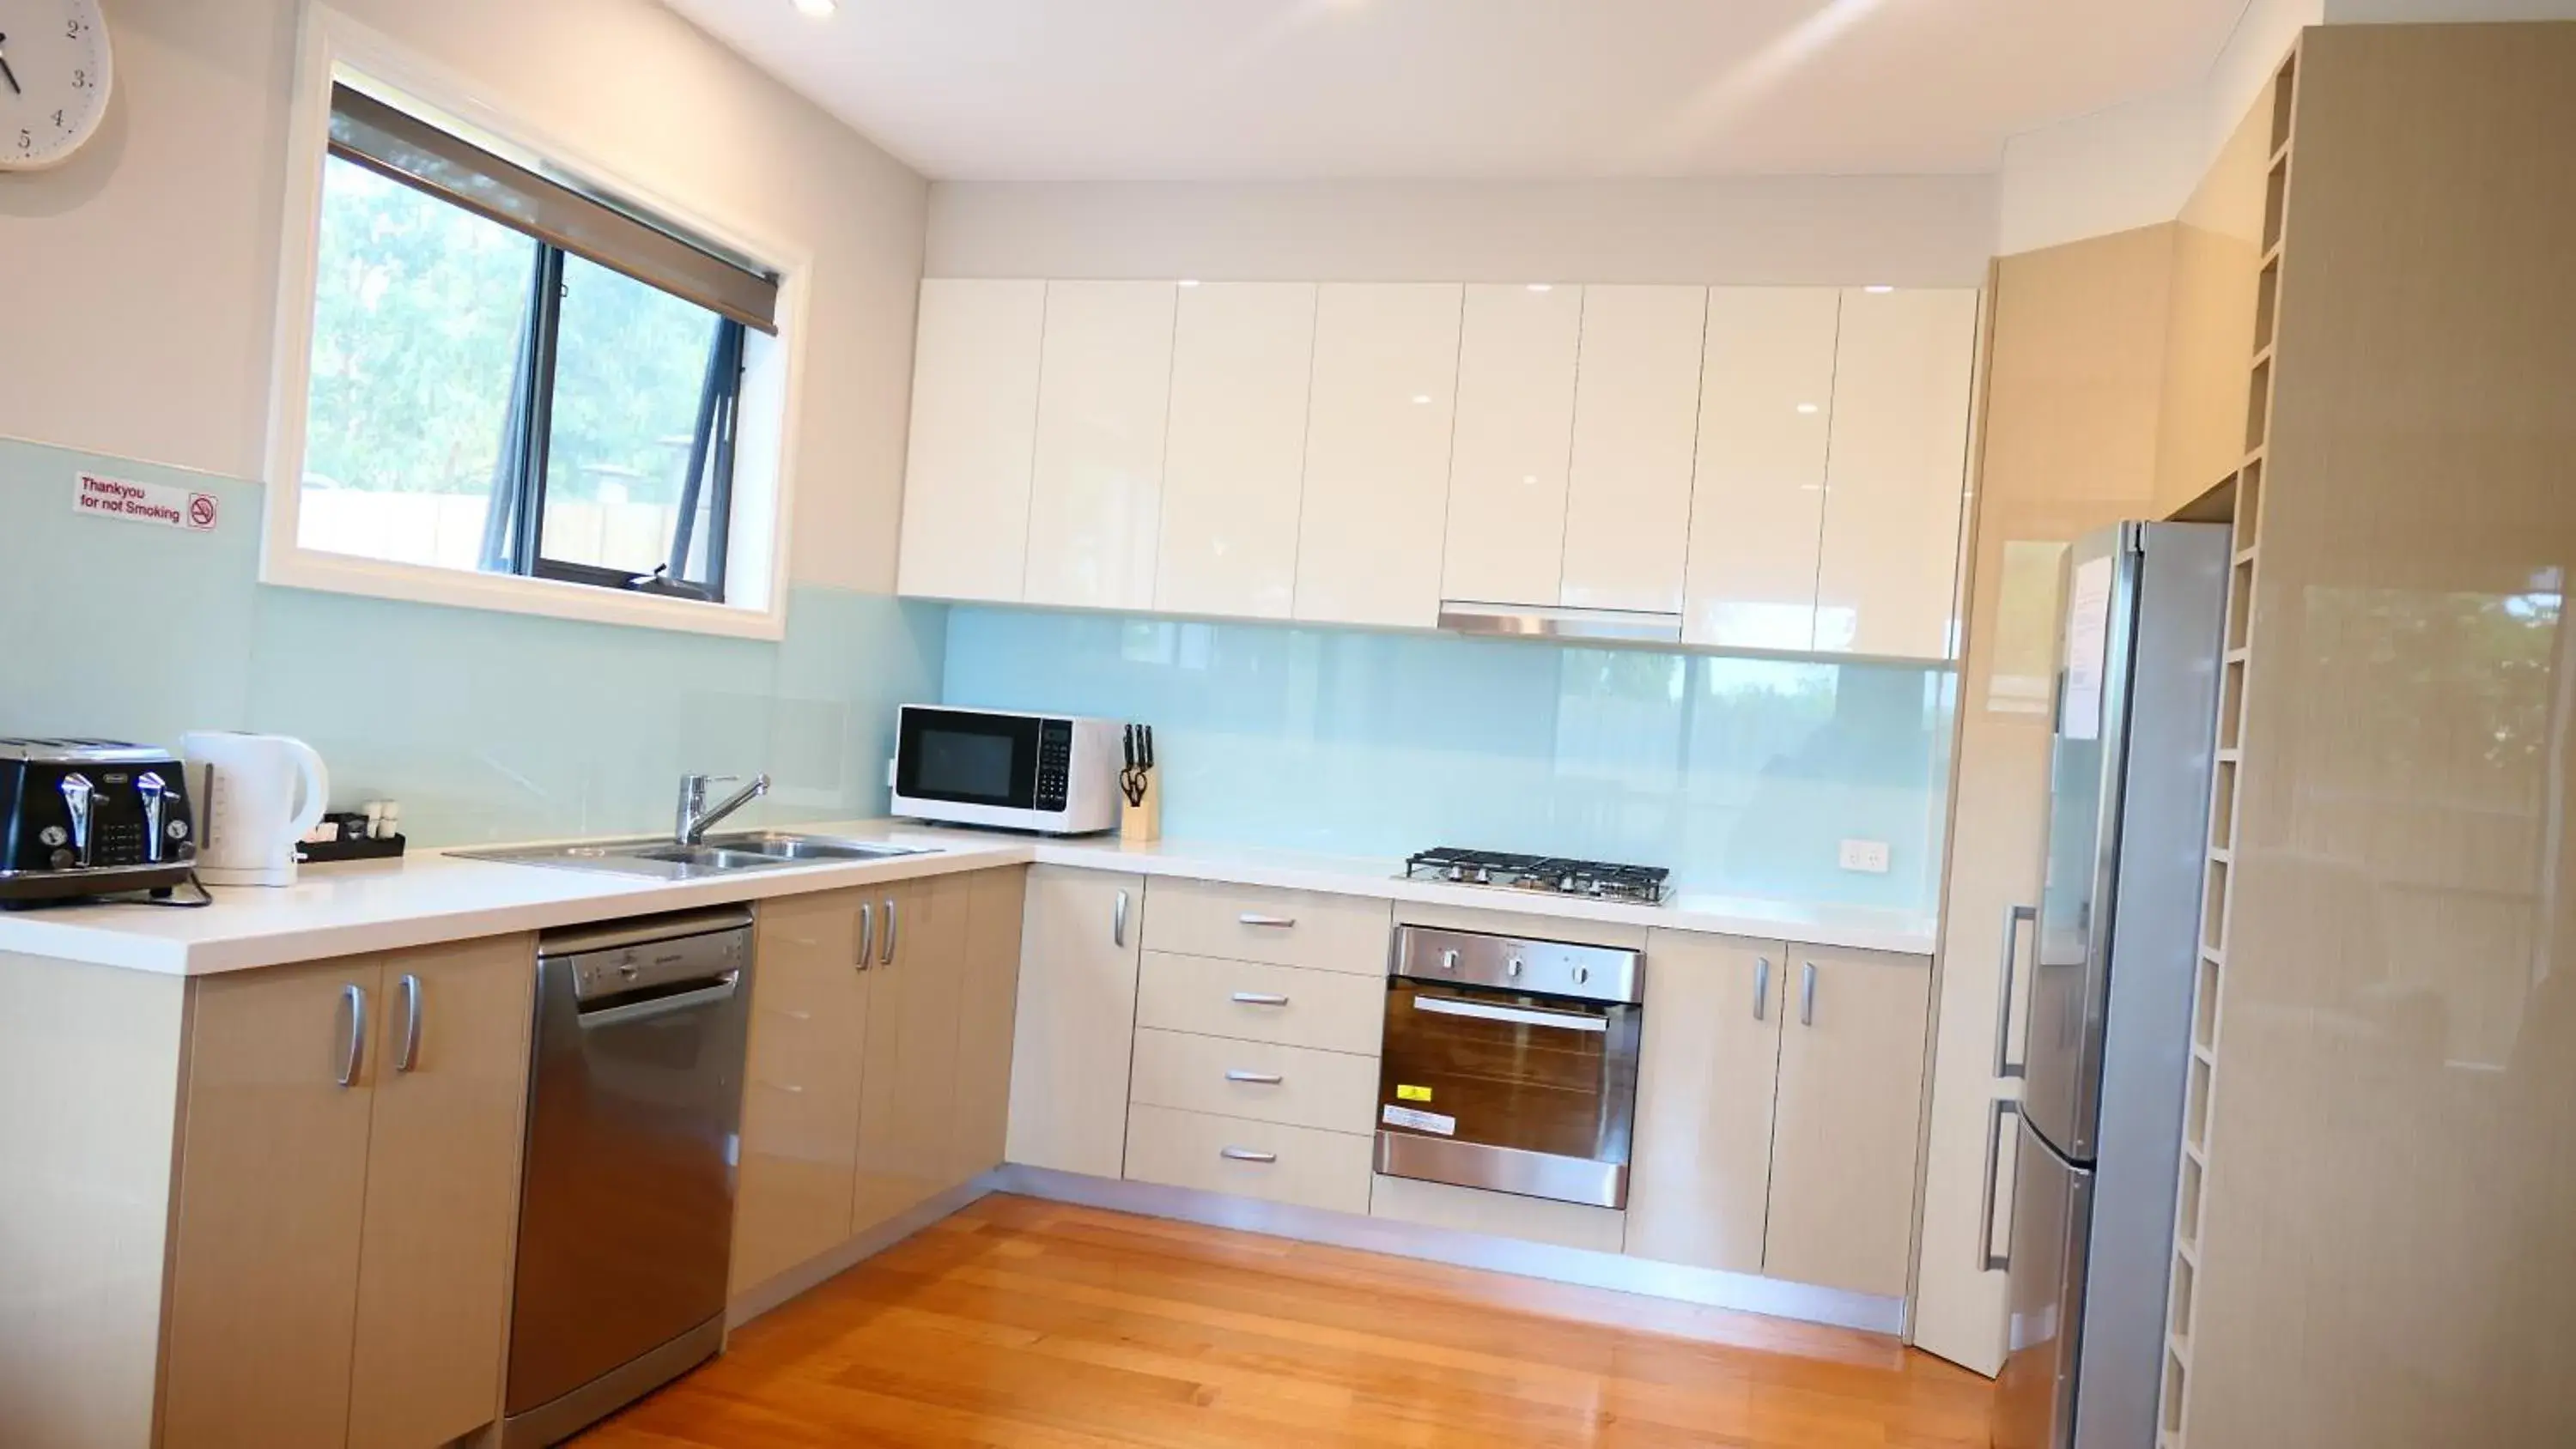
[1522,475,1538,484]
[1412,395,1432,405]
[793,0,836,16]
[1177,278,1200,288]
[1864,284,1894,294]
[1796,403,1820,415]
[1528,283,1552,293]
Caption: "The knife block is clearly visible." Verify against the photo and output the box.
[1120,773,1162,843]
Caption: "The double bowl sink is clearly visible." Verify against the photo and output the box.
[459,831,935,881]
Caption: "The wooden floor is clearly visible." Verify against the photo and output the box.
[574,1194,1994,1448]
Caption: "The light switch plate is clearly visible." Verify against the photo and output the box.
[1838,839,1892,874]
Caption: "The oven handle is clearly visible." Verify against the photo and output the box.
[1411,995,1607,1034]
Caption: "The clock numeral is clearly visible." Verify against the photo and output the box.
[52,110,65,130]
[68,18,86,38]
[72,69,89,90]
[15,130,29,154]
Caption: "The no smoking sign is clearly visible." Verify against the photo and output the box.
[74,472,222,534]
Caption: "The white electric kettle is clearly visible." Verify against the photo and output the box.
[180,733,330,888]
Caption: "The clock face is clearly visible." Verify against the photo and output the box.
[0,0,112,172]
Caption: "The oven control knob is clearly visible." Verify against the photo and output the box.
[39,825,68,849]
[1507,957,1522,979]
[1441,949,1459,973]
[1573,966,1592,985]
[50,847,75,870]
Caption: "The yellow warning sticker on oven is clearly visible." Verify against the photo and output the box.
[1395,1084,1433,1102]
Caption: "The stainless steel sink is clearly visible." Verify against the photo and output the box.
[457,831,936,880]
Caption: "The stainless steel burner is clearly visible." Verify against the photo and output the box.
[1400,846,1671,906]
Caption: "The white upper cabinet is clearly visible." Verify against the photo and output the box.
[1022,281,1179,610]
[1560,285,1709,615]
[1814,288,1978,660]
[1684,288,1842,652]
[896,279,1045,603]
[1156,283,1316,619]
[1440,284,1583,609]
[1292,283,1463,629]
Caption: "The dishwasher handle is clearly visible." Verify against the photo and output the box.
[575,972,741,1030]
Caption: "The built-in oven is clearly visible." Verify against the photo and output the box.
[1376,925,1644,1210]
[888,704,1122,835]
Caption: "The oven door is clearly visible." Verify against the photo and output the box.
[894,707,1041,812]
[1375,979,1642,1208]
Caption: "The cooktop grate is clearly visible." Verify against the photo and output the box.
[1402,846,1671,906]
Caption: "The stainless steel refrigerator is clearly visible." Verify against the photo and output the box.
[1990,521,2228,1449]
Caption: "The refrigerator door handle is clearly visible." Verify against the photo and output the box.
[1994,904,2037,1080]
[1980,1097,2022,1272]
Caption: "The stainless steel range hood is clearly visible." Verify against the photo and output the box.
[1437,600,1685,646]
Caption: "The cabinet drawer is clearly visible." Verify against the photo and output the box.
[1123,1104,1372,1215]
[1136,952,1385,1055]
[1129,1028,1379,1135]
[1143,878,1392,974]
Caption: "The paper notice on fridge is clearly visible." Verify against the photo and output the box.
[2063,555,2114,741]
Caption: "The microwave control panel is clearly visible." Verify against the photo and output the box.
[1035,718,1072,811]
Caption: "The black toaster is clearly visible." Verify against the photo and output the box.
[0,739,197,906]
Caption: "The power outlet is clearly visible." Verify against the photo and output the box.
[1838,839,1892,875]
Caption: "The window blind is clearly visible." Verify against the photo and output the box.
[325,82,780,334]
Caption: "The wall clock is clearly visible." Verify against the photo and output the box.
[0,0,112,173]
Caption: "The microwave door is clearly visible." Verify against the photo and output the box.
[896,707,1040,809]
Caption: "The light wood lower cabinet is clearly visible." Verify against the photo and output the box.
[1005,867,1145,1177]
[1625,932,1786,1276]
[1127,1028,1378,1135]
[852,876,971,1232]
[1760,945,1934,1297]
[732,888,872,1294]
[1625,936,1931,1300]
[343,937,538,1449]
[947,866,1029,1187]
[162,936,535,1449]
[732,867,1031,1300]
[1133,950,1385,1055]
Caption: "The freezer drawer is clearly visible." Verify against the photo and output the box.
[1995,1119,2093,1449]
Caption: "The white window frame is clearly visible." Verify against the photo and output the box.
[261,5,811,641]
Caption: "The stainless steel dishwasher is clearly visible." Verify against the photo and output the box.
[502,906,754,1448]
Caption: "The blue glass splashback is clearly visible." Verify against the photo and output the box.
[943,608,1954,912]
[0,437,945,846]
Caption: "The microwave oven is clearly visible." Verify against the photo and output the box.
[889,706,1124,835]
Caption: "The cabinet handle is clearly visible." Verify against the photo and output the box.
[1224,1069,1284,1085]
[1980,1097,2022,1273]
[1230,991,1290,1007]
[392,973,423,1074]
[761,1079,806,1095]
[1753,957,1771,1021]
[1995,904,2037,1080]
[1219,1147,1277,1163]
[1113,889,1130,948]
[1236,912,1296,928]
[880,896,898,966]
[334,983,368,1088]
[856,902,874,970]
[1800,961,1818,1027]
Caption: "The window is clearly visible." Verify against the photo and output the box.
[294,83,777,607]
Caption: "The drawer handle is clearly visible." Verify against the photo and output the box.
[1224,1070,1285,1085]
[1230,991,1290,1007]
[1236,912,1297,928]
[1219,1147,1278,1163]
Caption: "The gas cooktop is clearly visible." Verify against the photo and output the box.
[1401,846,1671,906]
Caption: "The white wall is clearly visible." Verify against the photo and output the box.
[0,0,927,594]
[926,176,1999,288]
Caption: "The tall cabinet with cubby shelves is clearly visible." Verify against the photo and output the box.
[2155,23,2576,1446]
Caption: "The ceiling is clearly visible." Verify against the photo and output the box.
[660,0,2252,181]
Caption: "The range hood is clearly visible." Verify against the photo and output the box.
[1437,601,1685,646]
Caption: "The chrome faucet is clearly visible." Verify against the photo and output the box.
[675,773,769,845]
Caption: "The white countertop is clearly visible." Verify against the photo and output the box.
[0,822,1938,975]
